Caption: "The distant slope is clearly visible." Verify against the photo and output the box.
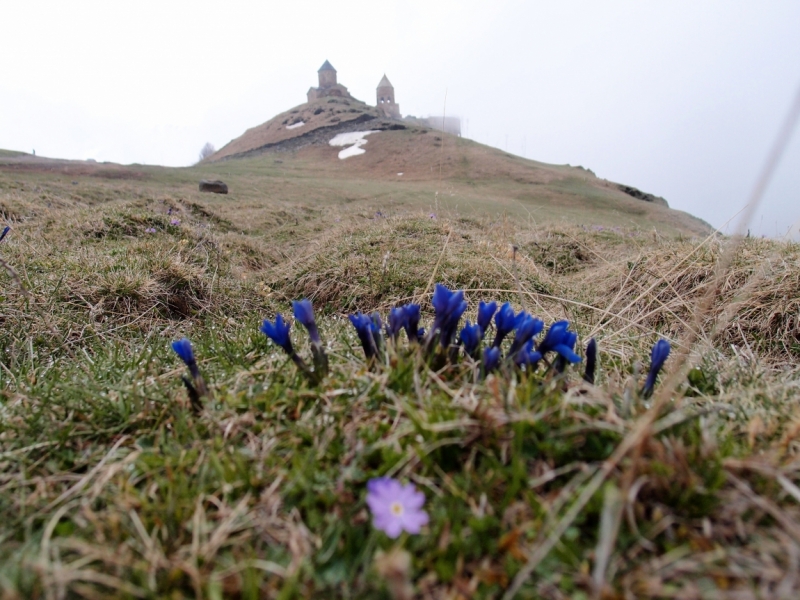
[205,104,711,236]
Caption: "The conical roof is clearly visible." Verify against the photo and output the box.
[318,60,336,72]
[377,74,393,89]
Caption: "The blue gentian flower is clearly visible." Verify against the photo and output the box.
[514,339,542,369]
[430,284,467,348]
[459,321,482,358]
[583,338,597,384]
[402,303,421,343]
[260,314,294,355]
[171,337,208,405]
[554,330,580,373]
[349,312,378,360]
[642,339,671,398]
[477,301,497,336]
[509,312,544,356]
[292,299,320,344]
[261,314,321,382]
[492,302,517,348]
[483,346,501,374]
[371,312,385,354]
[0,226,9,243]
[387,306,407,341]
[171,338,196,371]
[292,298,328,378]
[538,320,582,365]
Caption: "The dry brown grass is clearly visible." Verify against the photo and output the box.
[575,236,800,365]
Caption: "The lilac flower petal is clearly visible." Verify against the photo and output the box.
[366,477,428,538]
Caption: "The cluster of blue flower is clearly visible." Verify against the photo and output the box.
[344,285,586,379]
[170,283,672,405]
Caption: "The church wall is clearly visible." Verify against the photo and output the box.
[319,69,337,88]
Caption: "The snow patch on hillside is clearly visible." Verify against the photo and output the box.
[286,121,305,130]
[329,131,379,159]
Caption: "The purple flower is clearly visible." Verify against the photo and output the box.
[145,227,156,234]
[170,218,181,226]
[366,477,429,538]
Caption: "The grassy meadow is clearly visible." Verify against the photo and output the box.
[1,145,800,599]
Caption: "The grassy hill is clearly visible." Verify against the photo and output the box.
[0,140,798,598]
[204,97,709,237]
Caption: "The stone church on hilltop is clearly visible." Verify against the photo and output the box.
[305,60,458,134]
[306,61,400,120]
[306,60,353,102]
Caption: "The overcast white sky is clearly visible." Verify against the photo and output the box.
[2,0,798,236]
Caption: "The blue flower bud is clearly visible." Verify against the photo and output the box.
[477,301,497,336]
[509,312,544,356]
[260,314,294,355]
[642,339,671,397]
[492,302,517,348]
[0,226,9,243]
[292,299,321,344]
[171,338,196,370]
[483,346,501,374]
[387,306,407,340]
[430,284,467,348]
[539,321,582,371]
[514,339,542,369]
[402,303,421,343]
[459,321,482,358]
[349,312,378,360]
[171,337,208,399]
[292,298,327,378]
